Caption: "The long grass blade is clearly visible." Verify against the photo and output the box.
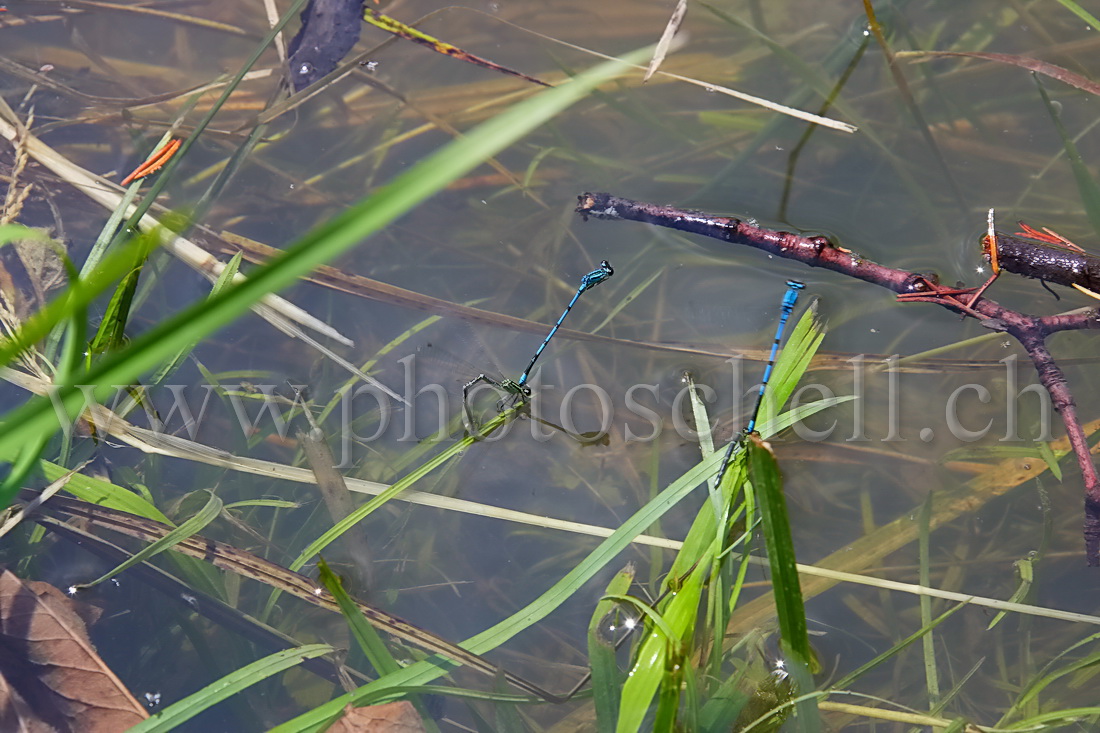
[747,436,819,731]
[127,644,334,733]
[0,47,654,514]
[73,489,222,591]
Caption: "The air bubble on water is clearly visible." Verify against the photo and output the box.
[704,86,716,93]
[595,604,641,644]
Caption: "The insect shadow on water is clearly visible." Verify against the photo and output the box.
[417,332,610,447]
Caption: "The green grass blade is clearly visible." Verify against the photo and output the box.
[616,563,706,732]
[150,251,243,386]
[73,489,222,590]
[127,644,334,733]
[668,304,827,584]
[0,46,652,514]
[24,459,172,522]
[256,410,512,624]
[272,327,841,730]
[831,603,966,691]
[271,428,743,732]
[1054,0,1100,30]
[917,492,941,704]
[317,558,402,677]
[746,437,817,731]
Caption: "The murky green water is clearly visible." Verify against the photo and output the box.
[3,0,1100,728]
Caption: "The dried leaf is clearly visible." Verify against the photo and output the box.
[328,701,425,732]
[0,569,147,732]
[643,0,688,82]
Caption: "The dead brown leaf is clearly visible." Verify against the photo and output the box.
[0,569,147,732]
[327,701,425,732]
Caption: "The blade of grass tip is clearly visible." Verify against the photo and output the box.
[71,489,222,591]
[223,499,299,511]
[315,312,443,426]
[1054,0,1100,30]
[917,492,941,705]
[1038,440,1062,481]
[588,565,635,732]
[761,302,825,422]
[126,644,334,733]
[30,459,173,522]
[987,553,1036,631]
[300,428,374,592]
[0,46,655,507]
[88,232,158,358]
[21,467,227,599]
[756,303,825,440]
[685,371,720,503]
[1035,78,1100,238]
[831,602,966,691]
[0,465,83,539]
[746,437,816,681]
[930,657,985,718]
[997,636,1100,727]
[643,0,688,82]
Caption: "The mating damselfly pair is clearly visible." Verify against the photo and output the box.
[461,262,806,486]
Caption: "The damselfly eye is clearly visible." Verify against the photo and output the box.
[522,386,532,397]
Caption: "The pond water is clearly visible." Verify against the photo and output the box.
[3,0,1100,729]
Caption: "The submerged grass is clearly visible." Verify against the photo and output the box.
[3,1,1100,731]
